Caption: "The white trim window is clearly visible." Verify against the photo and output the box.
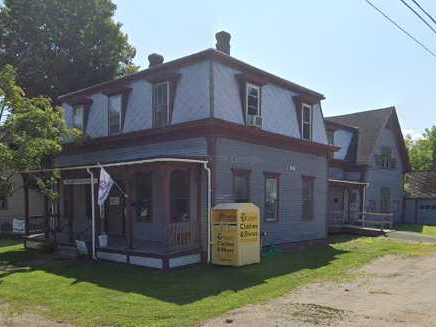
[72,105,84,131]
[246,83,260,123]
[108,94,122,135]
[302,103,312,141]
[153,82,169,128]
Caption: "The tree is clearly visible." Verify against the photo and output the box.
[405,126,436,171]
[0,64,74,199]
[0,0,138,99]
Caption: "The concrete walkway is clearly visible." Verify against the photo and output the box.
[385,230,436,244]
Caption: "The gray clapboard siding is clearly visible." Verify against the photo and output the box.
[0,174,44,220]
[54,138,208,168]
[215,137,327,245]
[365,127,404,222]
[328,167,344,179]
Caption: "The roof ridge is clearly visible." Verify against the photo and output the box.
[326,106,395,119]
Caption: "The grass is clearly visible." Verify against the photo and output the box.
[395,224,436,236]
[0,236,434,327]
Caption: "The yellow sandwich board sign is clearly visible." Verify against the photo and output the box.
[211,203,260,266]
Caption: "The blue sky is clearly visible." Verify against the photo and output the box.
[113,0,436,139]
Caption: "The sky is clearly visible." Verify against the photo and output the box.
[113,1,434,139]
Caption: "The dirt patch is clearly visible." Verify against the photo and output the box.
[204,253,436,327]
[0,302,71,327]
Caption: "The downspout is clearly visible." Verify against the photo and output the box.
[86,168,97,260]
[203,162,212,263]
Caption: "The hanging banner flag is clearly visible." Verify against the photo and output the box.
[97,167,114,206]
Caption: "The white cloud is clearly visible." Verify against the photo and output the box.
[404,129,423,142]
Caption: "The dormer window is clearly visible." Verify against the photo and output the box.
[72,105,84,131]
[153,82,169,128]
[246,83,262,127]
[108,94,122,135]
[302,103,312,141]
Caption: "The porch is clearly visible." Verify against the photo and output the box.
[24,158,209,269]
[327,179,394,232]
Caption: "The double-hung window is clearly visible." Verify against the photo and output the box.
[264,173,279,222]
[302,103,312,141]
[170,169,190,222]
[380,187,390,213]
[246,83,260,124]
[381,146,391,168]
[302,176,314,220]
[72,105,84,131]
[136,173,153,223]
[108,94,122,135]
[0,196,7,210]
[153,82,169,127]
[232,169,250,203]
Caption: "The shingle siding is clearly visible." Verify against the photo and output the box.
[123,79,153,133]
[172,61,210,124]
[213,62,244,124]
[215,138,327,245]
[333,129,353,160]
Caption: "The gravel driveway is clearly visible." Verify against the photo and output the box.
[204,253,436,327]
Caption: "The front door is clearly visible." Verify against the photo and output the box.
[349,189,361,223]
[105,183,125,236]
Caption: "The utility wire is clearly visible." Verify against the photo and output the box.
[365,0,436,60]
[411,0,436,26]
[399,0,436,36]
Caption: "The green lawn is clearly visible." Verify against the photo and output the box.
[395,224,436,236]
[0,237,434,327]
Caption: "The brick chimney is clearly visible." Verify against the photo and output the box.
[215,31,231,55]
[148,53,164,67]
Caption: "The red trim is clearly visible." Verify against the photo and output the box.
[263,171,280,223]
[62,118,338,158]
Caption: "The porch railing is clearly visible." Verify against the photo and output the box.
[328,210,394,230]
[168,221,199,252]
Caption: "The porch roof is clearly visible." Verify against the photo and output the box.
[328,178,368,186]
[54,137,208,168]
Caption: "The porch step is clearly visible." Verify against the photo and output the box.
[56,244,78,257]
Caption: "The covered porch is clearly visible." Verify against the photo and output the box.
[26,158,210,269]
[327,179,367,228]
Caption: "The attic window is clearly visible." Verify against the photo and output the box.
[246,83,260,117]
[375,146,396,169]
[153,82,169,128]
[302,103,312,141]
[108,94,122,135]
[72,105,84,130]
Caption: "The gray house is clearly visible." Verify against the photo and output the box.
[0,174,45,234]
[24,31,337,269]
[325,107,410,228]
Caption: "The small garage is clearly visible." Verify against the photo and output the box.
[404,172,436,225]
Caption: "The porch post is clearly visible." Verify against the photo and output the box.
[44,194,49,240]
[22,174,30,236]
[162,165,171,255]
[124,170,134,250]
